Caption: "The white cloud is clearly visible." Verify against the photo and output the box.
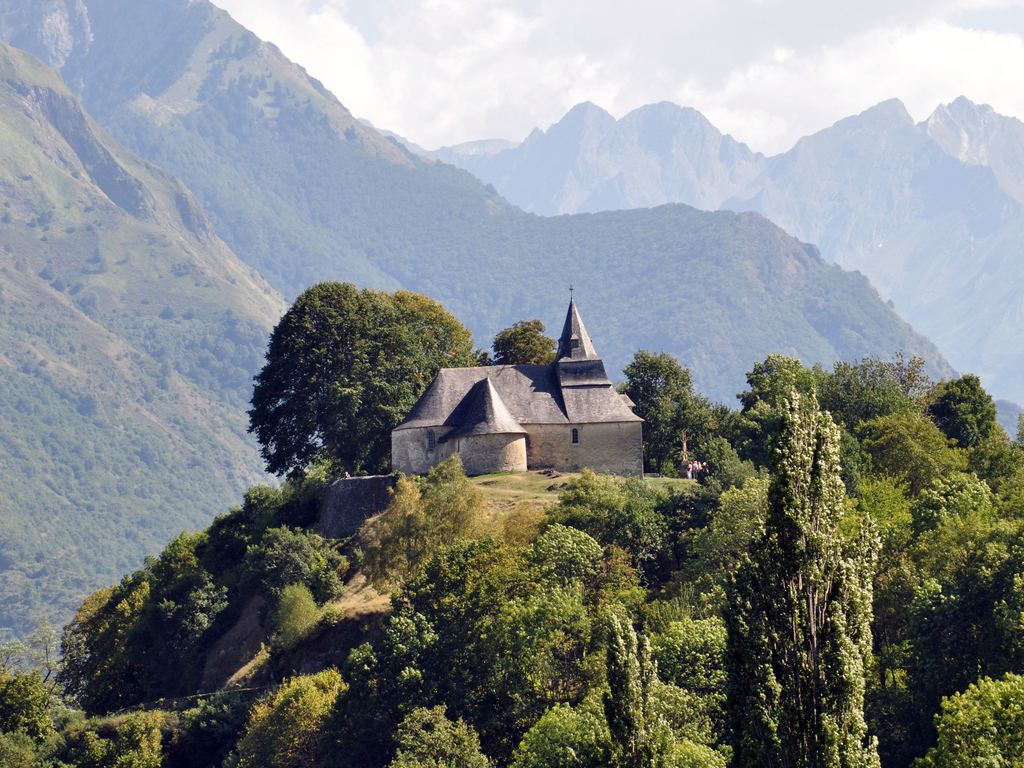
[214,0,1024,154]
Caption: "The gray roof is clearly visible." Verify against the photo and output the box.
[556,299,600,362]
[396,301,642,432]
[440,378,527,441]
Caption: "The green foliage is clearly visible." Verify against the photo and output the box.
[738,354,817,413]
[726,392,880,767]
[650,618,727,738]
[488,588,599,737]
[680,478,769,610]
[0,670,52,740]
[731,354,817,468]
[58,531,228,714]
[165,690,261,768]
[529,525,604,587]
[325,532,627,767]
[860,411,967,495]
[911,473,994,533]
[916,673,1024,768]
[967,433,1024,496]
[906,515,1024,745]
[235,669,344,768]
[928,375,999,449]
[603,614,674,768]
[62,711,171,768]
[323,613,440,768]
[362,455,484,589]
[510,692,610,768]
[389,705,490,768]
[815,357,915,432]
[549,471,669,574]
[621,351,714,474]
[273,584,320,651]
[240,526,348,605]
[491,320,556,365]
[697,436,758,493]
[249,283,477,476]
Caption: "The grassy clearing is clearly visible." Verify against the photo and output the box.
[470,470,695,507]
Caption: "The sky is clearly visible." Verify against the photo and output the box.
[215,0,1024,155]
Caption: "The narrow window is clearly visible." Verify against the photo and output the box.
[571,428,579,445]
[427,430,436,452]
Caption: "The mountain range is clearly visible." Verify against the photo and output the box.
[0,0,944,392]
[0,0,953,633]
[403,97,1024,404]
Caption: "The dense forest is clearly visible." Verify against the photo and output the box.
[2,284,1021,767]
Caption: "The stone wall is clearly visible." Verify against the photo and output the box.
[319,475,395,539]
[453,434,527,475]
[392,426,457,475]
[392,421,643,477]
[525,422,643,476]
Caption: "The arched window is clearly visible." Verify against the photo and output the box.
[427,430,436,452]
[571,428,580,445]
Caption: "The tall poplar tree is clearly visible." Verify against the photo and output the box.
[725,392,880,768]
[603,614,673,768]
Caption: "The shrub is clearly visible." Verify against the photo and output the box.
[362,455,482,589]
[166,690,260,768]
[236,669,345,768]
[0,670,52,739]
[240,527,347,605]
[389,705,490,768]
[917,673,1024,768]
[274,584,320,650]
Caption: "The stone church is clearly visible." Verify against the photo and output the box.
[391,299,643,477]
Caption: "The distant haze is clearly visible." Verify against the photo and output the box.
[398,94,1024,404]
[216,0,1024,154]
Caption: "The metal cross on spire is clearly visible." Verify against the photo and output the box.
[569,284,574,301]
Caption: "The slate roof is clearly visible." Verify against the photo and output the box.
[398,365,566,430]
[439,378,527,442]
[395,301,642,432]
[556,299,600,362]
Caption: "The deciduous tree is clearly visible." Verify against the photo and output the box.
[491,320,556,365]
[621,351,713,474]
[725,392,880,768]
[249,283,476,476]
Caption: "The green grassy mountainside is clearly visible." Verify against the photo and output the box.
[0,0,952,402]
[0,41,286,634]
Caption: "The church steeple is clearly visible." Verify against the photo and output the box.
[556,298,600,362]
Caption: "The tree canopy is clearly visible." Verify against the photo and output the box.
[490,320,557,365]
[726,392,880,767]
[249,283,477,476]
[620,350,716,474]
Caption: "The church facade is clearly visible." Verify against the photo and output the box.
[391,299,643,477]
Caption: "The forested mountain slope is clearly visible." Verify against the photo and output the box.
[0,0,950,399]
[0,41,285,634]
[393,91,1024,404]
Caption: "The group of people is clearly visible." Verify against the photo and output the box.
[684,460,706,480]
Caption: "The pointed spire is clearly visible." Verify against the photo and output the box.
[556,298,599,362]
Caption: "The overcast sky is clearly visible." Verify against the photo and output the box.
[214,0,1024,155]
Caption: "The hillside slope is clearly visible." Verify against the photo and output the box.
[0,41,285,633]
